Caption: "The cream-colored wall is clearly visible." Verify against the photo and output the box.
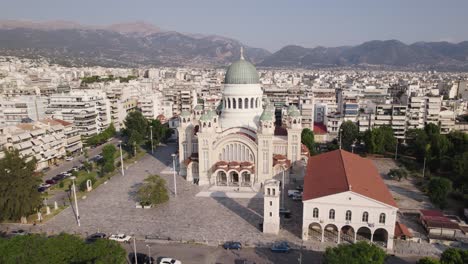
[302,191,397,249]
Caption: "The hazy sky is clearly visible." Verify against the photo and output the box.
[1,0,467,51]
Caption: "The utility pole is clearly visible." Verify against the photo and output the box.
[395,139,399,161]
[133,237,138,264]
[172,153,177,196]
[150,126,154,154]
[119,141,124,176]
[422,156,426,178]
[282,167,285,209]
[339,128,343,149]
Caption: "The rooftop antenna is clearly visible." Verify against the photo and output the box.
[240,46,245,60]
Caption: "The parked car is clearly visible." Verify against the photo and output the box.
[45,179,57,185]
[10,229,28,236]
[71,167,79,172]
[159,258,182,264]
[292,193,302,201]
[279,208,292,218]
[296,185,303,191]
[65,156,74,161]
[108,234,131,243]
[52,175,65,181]
[86,233,107,243]
[62,172,72,177]
[223,241,242,250]
[270,241,290,253]
[38,186,47,192]
[128,253,154,264]
[39,183,51,188]
[288,190,300,197]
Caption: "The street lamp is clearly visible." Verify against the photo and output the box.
[119,141,124,176]
[281,165,286,209]
[171,153,177,196]
[339,128,343,150]
[133,236,138,264]
[70,176,80,227]
[150,125,154,155]
[351,142,356,153]
[395,139,399,161]
[146,244,152,264]
[422,156,427,178]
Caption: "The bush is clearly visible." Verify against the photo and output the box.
[79,175,96,192]
[324,241,386,264]
[137,175,169,206]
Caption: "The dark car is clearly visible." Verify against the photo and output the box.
[296,185,304,191]
[38,186,47,192]
[52,175,65,181]
[270,241,290,253]
[11,229,28,236]
[279,208,292,218]
[85,233,106,243]
[128,253,153,264]
[45,179,56,185]
[223,241,242,250]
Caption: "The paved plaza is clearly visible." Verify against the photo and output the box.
[13,143,308,248]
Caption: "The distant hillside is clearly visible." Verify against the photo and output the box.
[260,40,468,70]
[0,20,270,67]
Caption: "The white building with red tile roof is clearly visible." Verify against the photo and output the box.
[302,149,398,250]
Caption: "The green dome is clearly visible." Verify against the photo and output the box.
[224,59,259,84]
[259,110,274,121]
[194,105,203,111]
[289,110,301,117]
[287,105,298,113]
[180,110,191,117]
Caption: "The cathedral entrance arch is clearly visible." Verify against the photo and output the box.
[340,225,356,244]
[217,171,227,186]
[229,171,239,186]
[241,171,251,186]
[373,228,389,248]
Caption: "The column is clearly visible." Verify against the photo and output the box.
[354,231,357,243]
[321,229,325,242]
[371,232,374,243]
[337,229,340,244]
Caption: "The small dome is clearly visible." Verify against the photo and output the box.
[194,105,203,111]
[200,114,211,121]
[259,110,274,121]
[289,110,301,117]
[287,105,298,113]
[224,59,259,84]
[180,110,191,117]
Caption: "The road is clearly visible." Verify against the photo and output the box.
[42,138,120,181]
[123,240,420,264]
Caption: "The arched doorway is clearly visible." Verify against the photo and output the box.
[308,222,322,241]
[340,225,355,244]
[217,171,227,186]
[241,171,251,186]
[230,172,239,186]
[356,226,372,242]
[373,228,388,248]
[323,224,339,243]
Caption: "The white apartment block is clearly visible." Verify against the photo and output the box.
[406,96,442,130]
[0,119,82,171]
[0,96,47,127]
[46,90,111,138]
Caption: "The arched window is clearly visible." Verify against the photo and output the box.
[345,210,352,221]
[228,98,231,109]
[379,213,386,224]
[245,98,249,109]
[251,98,254,108]
[329,209,335,220]
[233,98,236,109]
[238,98,242,109]
[313,208,319,218]
[362,212,369,222]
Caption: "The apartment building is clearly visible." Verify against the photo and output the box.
[298,95,315,129]
[373,105,407,139]
[46,90,111,138]
[0,96,47,127]
[0,119,82,171]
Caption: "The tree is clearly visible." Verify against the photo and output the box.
[339,121,359,151]
[388,168,408,181]
[137,175,169,206]
[362,126,396,154]
[123,111,148,154]
[323,241,386,264]
[427,177,452,209]
[440,248,465,264]
[0,233,126,263]
[149,119,170,146]
[301,128,315,155]
[101,144,117,173]
[0,149,42,221]
[417,257,440,264]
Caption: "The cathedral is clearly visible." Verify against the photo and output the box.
[177,50,308,188]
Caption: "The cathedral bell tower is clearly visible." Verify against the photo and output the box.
[263,179,280,234]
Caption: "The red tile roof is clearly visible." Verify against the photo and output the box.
[303,149,397,207]
[313,122,327,135]
[394,222,413,238]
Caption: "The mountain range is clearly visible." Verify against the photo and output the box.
[0,20,467,70]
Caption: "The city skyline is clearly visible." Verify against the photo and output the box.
[1,0,467,51]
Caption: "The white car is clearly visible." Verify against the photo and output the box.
[159,258,182,264]
[65,156,74,161]
[292,193,303,201]
[108,234,131,243]
[288,190,300,197]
